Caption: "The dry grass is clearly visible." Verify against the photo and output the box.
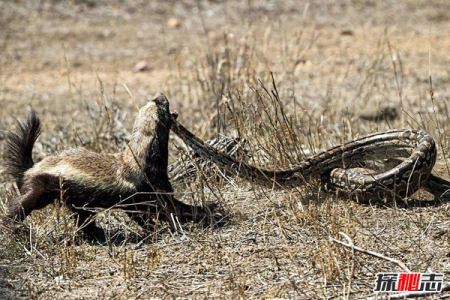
[1,1,450,299]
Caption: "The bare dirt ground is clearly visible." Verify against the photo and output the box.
[1,1,450,299]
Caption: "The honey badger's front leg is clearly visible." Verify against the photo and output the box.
[125,192,216,230]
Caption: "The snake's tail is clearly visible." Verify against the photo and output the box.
[425,173,450,201]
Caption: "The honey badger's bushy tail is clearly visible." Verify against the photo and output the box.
[4,111,41,189]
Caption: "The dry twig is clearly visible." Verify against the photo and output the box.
[330,232,411,273]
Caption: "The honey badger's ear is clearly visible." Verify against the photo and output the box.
[152,94,169,106]
[171,112,178,120]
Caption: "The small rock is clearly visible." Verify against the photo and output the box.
[360,106,399,122]
[167,47,177,55]
[98,29,114,39]
[293,58,307,65]
[167,17,181,29]
[133,61,152,72]
[341,29,354,36]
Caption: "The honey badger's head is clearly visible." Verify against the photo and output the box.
[132,94,173,136]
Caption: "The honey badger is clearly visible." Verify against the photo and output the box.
[3,95,215,237]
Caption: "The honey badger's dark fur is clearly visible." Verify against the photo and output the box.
[3,95,213,237]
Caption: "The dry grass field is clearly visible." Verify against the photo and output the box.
[1,1,450,299]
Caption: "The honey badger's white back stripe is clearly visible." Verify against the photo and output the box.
[25,158,136,192]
